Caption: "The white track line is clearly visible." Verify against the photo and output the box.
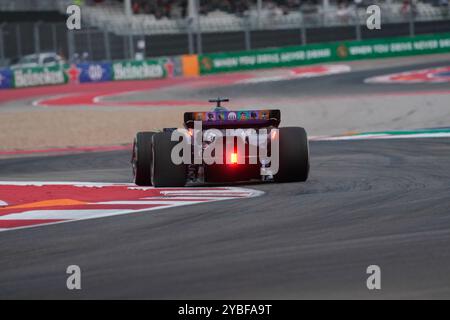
[141,197,226,201]
[160,191,250,195]
[0,181,132,186]
[97,200,208,205]
[314,132,450,141]
[0,209,124,220]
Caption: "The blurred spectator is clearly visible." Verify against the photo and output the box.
[82,52,90,62]
[401,0,418,16]
[88,0,420,20]
[70,53,80,64]
[336,0,352,23]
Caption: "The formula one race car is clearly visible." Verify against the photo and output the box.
[131,98,309,187]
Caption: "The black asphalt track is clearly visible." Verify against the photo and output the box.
[1,58,450,299]
[0,138,449,299]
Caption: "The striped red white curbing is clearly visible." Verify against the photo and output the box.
[365,66,450,84]
[0,182,263,232]
[237,64,351,84]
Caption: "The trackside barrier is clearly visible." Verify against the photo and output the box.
[194,33,450,75]
[0,65,68,89]
[0,57,177,89]
[2,33,450,89]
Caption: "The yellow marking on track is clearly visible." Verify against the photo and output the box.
[0,199,87,210]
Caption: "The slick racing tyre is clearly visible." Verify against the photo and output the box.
[132,132,155,186]
[274,127,310,183]
[151,131,187,187]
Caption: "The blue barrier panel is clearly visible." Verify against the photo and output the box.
[0,68,14,89]
[76,62,113,83]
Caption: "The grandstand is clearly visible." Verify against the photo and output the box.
[1,0,448,35]
[50,0,449,35]
[0,0,449,65]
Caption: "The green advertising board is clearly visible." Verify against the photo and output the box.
[198,33,450,74]
[12,65,68,88]
[2,58,170,89]
[112,59,166,80]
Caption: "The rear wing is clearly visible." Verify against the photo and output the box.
[184,109,281,129]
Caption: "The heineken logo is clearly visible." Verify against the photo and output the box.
[87,64,104,82]
[66,64,81,83]
[201,57,213,71]
[113,62,164,80]
[337,45,349,59]
[13,68,66,88]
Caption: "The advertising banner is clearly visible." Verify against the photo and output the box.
[12,65,68,88]
[198,33,450,74]
[337,33,450,60]
[112,59,166,80]
[0,68,13,89]
[2,33,450,88]
[0,58,169,89]
[75,62,113,83]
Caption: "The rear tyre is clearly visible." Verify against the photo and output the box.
[274,127,309,183]
[132,132,155,186]
[151,131,187,187]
